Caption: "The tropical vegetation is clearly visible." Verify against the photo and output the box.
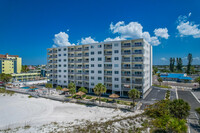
[128,89,140,107]
[93,83,107,104]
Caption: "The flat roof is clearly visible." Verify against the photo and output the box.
[160,73,192,80]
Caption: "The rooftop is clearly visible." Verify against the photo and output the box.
[160,73,192,80]
[0,53,19,58]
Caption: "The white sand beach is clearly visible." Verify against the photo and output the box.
[0,93,140,132]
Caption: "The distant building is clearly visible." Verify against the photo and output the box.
[160,73,192,82]
[0,54,22,74]
[11,73,41,82]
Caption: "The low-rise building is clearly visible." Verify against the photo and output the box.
[160,73,192,82]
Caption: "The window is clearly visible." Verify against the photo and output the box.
[98,77,102,80]
[59,70,61,72]
[91,83,94,86]
[64,70,67,72]
[64,75,66,78]
[64,54,66,56]
[59,64,61,67]
[114,71,119,74]
[91,58,95,61]
[115,78,119,81]
[114,57,119,60]
[114,43,118,46]
[91,76,94,80]
[114,64,119,67]
[91,70,94,73]
[64,64,67,67]
[64,59,66,62]
[64,81,67,83]
[91,51,94,55]
[114,50,119,53]
[98,45,102,48]
[114,85,119,88]
[91,64,94,67]
[98,64,102,67]
[64,48,67,51]
[58,49,61,51]
[59,59,61,62]
[98,57,102,61]
[59,54,61,57]
[91,46,94,48]
[98,51,102,54]
[98,71,102,74]
[59,75,61,78]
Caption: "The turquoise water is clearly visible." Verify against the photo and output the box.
[21,87,38,89]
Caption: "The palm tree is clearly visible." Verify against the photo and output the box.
[195,77,200,88]
[93,83,107,104]
[157,77,163,86]
[128,89,140,107]
[56,86,62,92]
[78,87,88,93]
[45,83,52,95]
[68,82,76,96]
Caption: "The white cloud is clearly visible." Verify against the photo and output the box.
[193,57,200,61]
[177,13,200,38]
[104,36,125,42]
[53,32,75,47]
[154,28,169,39]
[161,57,167,61]
[81,36,98,44]
[188,12,192,17]
[109,21,168,46]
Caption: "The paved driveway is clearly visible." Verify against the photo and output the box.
[178,90,200,133]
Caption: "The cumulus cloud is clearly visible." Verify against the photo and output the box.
[161,57,167,61]
[104,36,125,42]
[109,21,169,46]
[154,28,169,39]
[81,36,98,44]
[177,13,200,38]
[53,32,75,47]
[193,57,200,61]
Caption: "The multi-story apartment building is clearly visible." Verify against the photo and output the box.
[0,54,22,74]
[47,39,152,97]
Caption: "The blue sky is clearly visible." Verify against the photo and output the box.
[0,0,200,65]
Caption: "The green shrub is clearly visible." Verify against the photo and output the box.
[101,98,108,102]
[86,96,92,99]
[28,95,32,98]
[82,94,86,98]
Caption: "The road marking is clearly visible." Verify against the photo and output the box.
[175,88,178,99]
[191,91,200,104]
[188,119,191,133]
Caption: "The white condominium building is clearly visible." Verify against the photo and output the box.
[47,39,152,97]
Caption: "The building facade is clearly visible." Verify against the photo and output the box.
[47,39,152,97]
[0,54,22,74]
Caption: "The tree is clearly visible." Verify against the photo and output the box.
[169,99,190,119]
[169,58,175,72]
[128,89,140,107]
[157,78,163,86]
[153,67,158,75]
[0,73,12,86]
[45,83,52,95]
[78,87,88,93]
[186,53,192,74]
[21,65,29,73]
[93,83,107,104]
[56,86,62,91]
[195,107,200,125]
[176,58,183,72]
[195,77,200,88]
[68,82,76,96]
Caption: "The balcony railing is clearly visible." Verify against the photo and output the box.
[104,79,112,82]
[121,52,131,55]
[75,49,82,51]
[132,66,143,69]
[83,72,89,75]
[75,72,83,75]
[132,74,143,77]
[105,60,112,62]
[122,66,131,69]
[104,46,112,49]
[75,55,82,57]
[133,81,143,84]
[104,66,112,69]
[68,72,74,74]
[132,59,143,62]
[104,53,112,56]
[75,60,83,63]
[68,55,74,57]
[83,84,89,87]
[83,48,89,51]
[122,59,131,62]
[132,52,143,54]
[122,80,131,83]
[132,44,143,47]
[83,60,89,63]
[122,45,131,48]
[121,73,131,76]
[104,73,112,76]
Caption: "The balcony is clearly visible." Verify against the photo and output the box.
[122,66,131,69]
[76,66,83,69]
[132,59,143,62]
[68,77,74,80]
[83,60,89,63]
[75,72,83,75]
[132,66,143,69]
[122,80,131,83]
[132,74,143,77]
[104,73,112,76]
[76,78,82,80]
[68,55,74,57]
[76,83,83,86]
[83,78,89,81]
[121,52,131,55]
[75,55,82,57]
[83,83,89,87]
[83,54,89,57]
[104,46,112,49]
[133,81,143,84]
[68,66,75,69]
[83,47,89,51]
[121,86,131,91]
[106,86,112,90]
[75,49,82,51]
[83,72,89,75]
[122,59,131,62]
[105,60,112,62]
[132,52,143,54]
[121,73,131,76]
[122,45,131,48]
[104,53,112,56]
[132,44,143,47]
[75,60,83,63]
[83,66,89,69]
[104,66,112,69]
[104,79,112,83]
[68,72,74,74]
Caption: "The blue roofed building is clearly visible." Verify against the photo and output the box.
[160,73,192,83]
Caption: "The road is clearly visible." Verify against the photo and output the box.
[178,90,200,133]
[140,87,176,110]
